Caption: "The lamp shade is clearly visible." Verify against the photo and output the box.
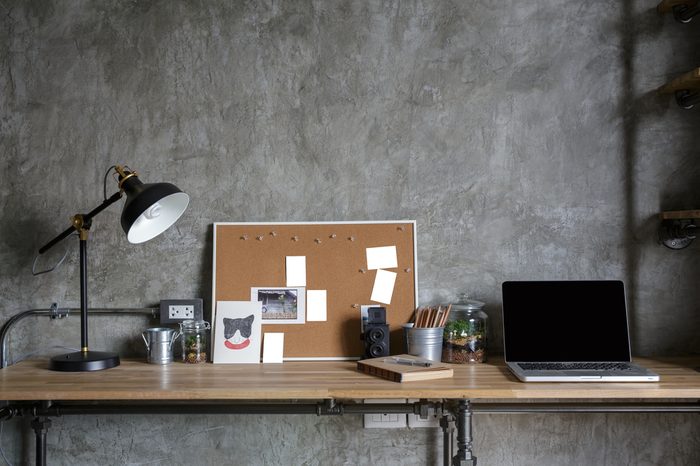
[120,173,189,244]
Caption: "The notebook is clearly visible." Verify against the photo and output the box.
[357,354,454,382]
[502,280,659,382]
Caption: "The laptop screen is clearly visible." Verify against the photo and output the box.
[502,281,631,362]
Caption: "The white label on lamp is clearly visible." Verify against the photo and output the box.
[307,290,327,321]
[370,269,397,305]
[286,256,307,287]
[366,246,398,270]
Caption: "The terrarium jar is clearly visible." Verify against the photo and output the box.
[180,320,210,364]
[442,295,488,364]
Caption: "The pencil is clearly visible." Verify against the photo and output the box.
[412,305,453,328]
[439,304,451,327]
[416,307,425,328]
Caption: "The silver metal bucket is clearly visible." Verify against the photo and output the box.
[405,326,444,362]
[142,327,180,364]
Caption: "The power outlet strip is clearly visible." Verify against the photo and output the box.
[363,399,407,429]
[160,299,204,324]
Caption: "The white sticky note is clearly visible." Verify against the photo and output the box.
[307,290,327,321]
[370,269,397,304]
[286,256,307,287]
[262,333,284,363]
[366,246,398,270]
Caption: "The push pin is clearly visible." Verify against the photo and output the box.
[292,236,299,242]
[397,225,405,231]
[404,267,412,273]
[359,268,366,273]
[351,304,359,309]
[256,235,264,241]
[348,236,355,241]
[270,231,277,237]
[240,234,249,240]
[315,238,322,244]
[329,233,337,239]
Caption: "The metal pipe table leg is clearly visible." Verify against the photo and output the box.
[453,400,477,466]
[440,412,454,466]
[30,416,51,466]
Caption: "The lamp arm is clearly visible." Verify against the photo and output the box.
[38,192,123,254]
[82,191,123,224]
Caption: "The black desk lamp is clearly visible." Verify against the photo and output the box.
[38,165,189,371]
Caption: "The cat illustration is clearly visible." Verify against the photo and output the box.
[223,315,254,350]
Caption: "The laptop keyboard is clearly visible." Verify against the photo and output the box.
[518,362,633,371]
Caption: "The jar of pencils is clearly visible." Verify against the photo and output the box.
[442,295,488,364]
[408,305,450,361]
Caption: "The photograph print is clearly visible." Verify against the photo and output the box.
[251,287,306,324]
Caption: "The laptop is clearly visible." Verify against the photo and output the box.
[502,280,659,382]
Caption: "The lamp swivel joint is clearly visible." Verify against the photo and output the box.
[115,165,138,191]
[71,215,91,240]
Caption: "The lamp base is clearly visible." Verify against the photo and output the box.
[49,351,120,372]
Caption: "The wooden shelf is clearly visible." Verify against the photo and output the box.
[1,358,700,401]
[658,67,700,94]
[657,0,700,22]
[660,210,700,220]
[657,0,698,14]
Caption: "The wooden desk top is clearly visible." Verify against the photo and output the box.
[1,357,699,402]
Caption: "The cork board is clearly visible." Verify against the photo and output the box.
[212,222,417,360]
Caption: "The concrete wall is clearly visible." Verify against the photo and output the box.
[1,0,699,464]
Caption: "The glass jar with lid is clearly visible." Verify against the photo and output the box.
[180,320,210,364]
[442,294,488,364]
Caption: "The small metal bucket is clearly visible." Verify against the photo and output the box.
[142,327,180,365]
[405,326,444,362]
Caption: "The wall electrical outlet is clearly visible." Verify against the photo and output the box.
[407,398,441,428]
[363,399,408,429]
[160,299,204,324]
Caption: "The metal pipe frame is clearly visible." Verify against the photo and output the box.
[4,400,443,418]
[0,306,159,369]
[3,399,699,466]
[440,413,455,466]
[29,417,50,466]
[4,400,451,466]
[453,400,477,466]
[7,400,697,419]
[470,402,700,413]
[445,401,700,466]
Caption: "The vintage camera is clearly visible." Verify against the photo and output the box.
[362,307,390,358]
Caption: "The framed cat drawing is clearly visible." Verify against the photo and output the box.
[213,301,263,363]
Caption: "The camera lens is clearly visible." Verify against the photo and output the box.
[369,343,385,357]
[368,328,385,342]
